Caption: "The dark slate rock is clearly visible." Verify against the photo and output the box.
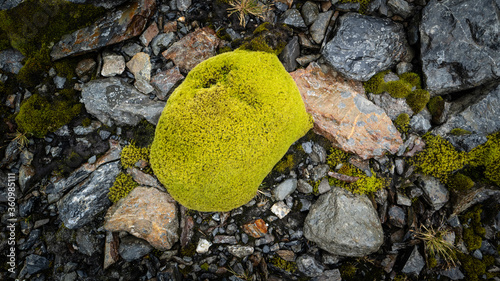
[401,246,425,275]
[57,161,120,229]
[280,9,307,28]
[119,236,153,262]
[420,0,500,95]
[279,36,300,72]
[388,205,406,228]
[0,48,25,74]
[322,13,409,81]
[417,175,449,211]
[20,254,51,277]
[66,0,128,9]
[151,32,176,56]
[18,229,41,251]
[309,11,333,44]
[297,255,324,277]
[433,84,500,151]
[441,267,465,280]
[312,269,342,281]
[19,197,35,217]
[76,228,100,256]
[304,186,384,257]
[81,77,166,127]
[0,0,22,10]
[387,0,413,18]
[301,1,319,26]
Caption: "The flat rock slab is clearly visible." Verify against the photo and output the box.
[162,27,220,73]
[50,0,156,60]
[81,77,166,127]
[151,67,184,100]
[304,186,384,257]
[322,13,408,81]
[105,186,179,251]
[420,0,500,95]
[58,161,120,229]
[290,63,402,159]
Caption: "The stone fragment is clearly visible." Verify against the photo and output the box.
[19,254,50,277]
[309,11,332,44]
[441,267,465,280]
[280,8,307,28]
[296,54,321,66]
[277,249,295,262]
[452,188,500,215]
[297,179,313,194]
[101,53,125,77]
[417,175,449,211]
[163,21,177,33]
[0,0,23,10]
[273,179,297,201]
[176,0,191,11]
[433,84,500,151]
[0,48,25,74]
[196,238,212,254]
[271,201,291,219]
[180,214,194,247]
[304,186,384,256]
[76,227,100,256]
[227,246,254,258]
[122,42,143,57]
[151,32,176,56]
[301,1,319,26]
[388,205,406,228]
[290,63,403,159]
[127,52,151,81]
[127,167,160,187]
[410,112,431,134]
[134,79,155,94]
[314,269,342,281]
[397,192,412,207]
[387,0,413,18]
[118,236,153,262]
[151,67,184,100]
[322,13,409,81]
[296,255,324,277]
[19,164,35,192]
[104,186,179,250]
[279,36,300,72]
[367,92,413,120]
[402,246,425,275]
[81,77,166,127]
[58,161,120,229]
[140,22,159,47]
[213,235,238,244]
[420,0,500,95]
[317,178,330,194]
[162,27,220,73]
[51,0,156,60]
[103,232,119,269]
[242,219,268,238]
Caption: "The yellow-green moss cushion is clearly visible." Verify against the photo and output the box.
[150,50,312,212]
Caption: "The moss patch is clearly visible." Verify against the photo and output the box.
[108,173,139,203]
[394,113,410,134]
[120,142,150,170]
[427,96,444,117]
[269,256,297,273]
[236,23,291,55]
[150,50,312,212]
[363,70,389,95]
[406,89,430,114]
[447,173,474,191]
[450,128,472,136]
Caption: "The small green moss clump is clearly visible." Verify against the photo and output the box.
[81,118,92,127]
[399,72,422,89]
[339,262,357,279]
[121,142,150,170]
[180,243,197,257]
[394,113,410,134]
[326,147,350,168]
[406,89,430,114]
[274,154,296,173]
[448,173,474,191]
[469,132,500,186]
[150,50,312,212]
[236,23,291,55]
[461,205,485,252]
[427,96,444,116]
[269,256,297,273]
[450,128,472,136]
[363,70,390,95]
[15,93,81,138]
[108,173,139,203]
[457,252,497,281]
[384,80,412,98]
[200,263,209,271]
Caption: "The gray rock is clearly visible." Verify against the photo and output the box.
[122,42,143,57]
[395,158,404,175]
[420,0,500,95]
[312,269,342,281]
[99,130,112,140]
[273,178,297,201]
[311,164,329,181]
[317,178,330,194]
[151,67,184,100]
[0,0,23,10]
[322,13,409,81]
[57,161,120,229]
[304,186,384,256]
[54,76,66,89]
[101,53,125,77]
[397,192,412,206]
[270,201,291,219]
[301,1,319,26]
[387,0,413,18]
[417,175,449,211]
[176,0,191,11]
[66,0,128,9]
[151,32,176,56]
[280,9,307,28]
[76,228,99,256]
[0,48,25,74]
[433,84,500,151]
[388,205,406,228]
[297,179,313,194]
[410,113,431,134]
[296,54,321,66]
[441,267,465,280]
[279,36,300,72]
[118,236,153,262]
[367,92,413,120]
[227,245,254,258]
[19,254,50,277]
[134,79,155,94]
[310,11,333,44]
[81,77,166,127]
[401,246,425,275]
[297,255,324,277]
[73,121,100,135]
[213,235,238,244]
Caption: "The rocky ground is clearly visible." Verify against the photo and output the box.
[0,0,500,280]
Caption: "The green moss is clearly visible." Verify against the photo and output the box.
[338,0,373,13]
[237,23,290,55]
[406,89,430,114]
[469,132,500,186]
[108,173,138,203]
[411,133,469,183]
[326,147,350,168]
[253,22,271,34]
[217,46,232,54]
[383,80,412,98]
[394,113,410,134]
[15,93,81,137]
[363,70,389,95]
[456,252,496,281]
[448,173,474,191]
[269,256,297,273]
[339,262,357,279]
[399,72,422,89]
[427,96,444,116]
[461,205,485,252]
[216,28,231,41]
[200,263,209,271]
[150,50,312,212]
[121,142,150,170]
[451,128,472,136]
[274,154,296,173]
[129,119,156,147]
[180,243,196,257]
[81,118,92,127]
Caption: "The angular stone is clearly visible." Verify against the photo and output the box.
[242,219,268,238]
[118,236,153,262]
[367,92,413,120]
[101,53,125,77]
[301,1,319,26]
[271,201,291,219]
[127,167,160,187]
[19,254,50,277]
[433,84,500,151]
[162,27,220,73]
[51,0,156,60]
[417,175,449,211]
[176,0,191,11]
[290,63,403,159]
[151,32,176,56]
[410,111,432,134]
[309,11,332,44]
[227,245,254,258]
[273,178,297,201]
[317,178,331,194]
[420,0,500,95]
[280,9,307,28]
[196,238,212,254]
[0,0,23,10]
[322,13,409,81]
[277,250,295,262]
[297,179,313,194]
[151,67,184,100]
[213,235,238,244]
[296,255,324,277]
[387,0,413,18]
[304,186,384,257]
[315,269,342,281]
[126,52,151,81]
[76,58,97,79]
[57,161,120,229]
[104,186,179,250]
[134,79,155,94]
[388,205,406,228]
[279,36,300,72]
[402,246,425,275]
[81,77,166,127]
[0,48,25,74]
[140,22,159,47]
[103,232,119,269]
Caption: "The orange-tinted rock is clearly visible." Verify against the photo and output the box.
[162,27,220,73]
[151,66,184,100]
[243,219,268,238]
[50,0,156,60]
[104,186,179,250]
[140,22,159,47]
[290,63,403,159]
[164,21,177,33]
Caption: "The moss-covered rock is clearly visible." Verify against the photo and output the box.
[406,89,430,113]
[447,173,474,191]
[394,113,410,134]
[150,50,312,212]
[108,173,139,203]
